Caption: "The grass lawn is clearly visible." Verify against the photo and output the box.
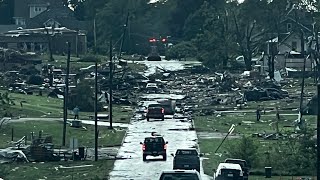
[41,54,94,72]
[0,91,133,123]
[0,121,126,148]
[250,176,316,180]
[1,159,115,180]
[195,109,317,176]
[0,120,127,180]
[194,113,316,135]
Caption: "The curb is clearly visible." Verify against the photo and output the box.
[119,108,134,148]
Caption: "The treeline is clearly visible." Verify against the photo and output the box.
[1,0,319,69]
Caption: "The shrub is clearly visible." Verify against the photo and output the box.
[67,80,103,112]
[165,41,197,60]
[28,75,44,85]
[226,136,259,167]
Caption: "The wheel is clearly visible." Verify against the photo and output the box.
[162,153,167,161]
[147,117,149,121]
[143,154,147,161]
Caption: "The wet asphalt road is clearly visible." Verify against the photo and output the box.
[109,60,211,180]
[109,115,210,180]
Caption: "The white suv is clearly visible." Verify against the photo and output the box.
[159,170,201,180]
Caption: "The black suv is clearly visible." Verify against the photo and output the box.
[140,136,168,161]
[146,104,165,121]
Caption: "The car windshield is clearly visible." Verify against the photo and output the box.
[176,150,198,155]
[148,104,162,108]
[160,173,200,180]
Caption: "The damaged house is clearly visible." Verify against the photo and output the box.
[260,8,318,74]
[0,0,89,55]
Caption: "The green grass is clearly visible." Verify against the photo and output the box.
[41,54,94,72]
[0,121,126,148]
[199,138,229,175]
[194,113,316,135]
[249,176,316,180]
[195,103,317,175]
[0,91,133,123]
[1,159,114,180]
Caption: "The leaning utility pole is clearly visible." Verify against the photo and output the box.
[62,42,71,146]
[119,12,130,59]
[94,58,98,161]
[109,39,113,129]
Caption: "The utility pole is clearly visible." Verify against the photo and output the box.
[62,42,71,146]
[76,29,79,58]
[94,58,98,161]
[316,28,320,82]
[317,84,320,179]
[93,18,97,53]
[119,12,130,59]
[109,39,113,129]
[299,29,306,123]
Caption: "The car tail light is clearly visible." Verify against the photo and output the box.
[161,108,164,114]
[142,144,145,150]
[164,144,167,149]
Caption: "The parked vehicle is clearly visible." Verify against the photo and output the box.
[224,158,249,180]
[214,163,243,180]
[159,170,201,180]
[146,83,158,93]
[172,148,201,172]
[140,136,168,161]
[157,99,176,115]
[146,104,165,121]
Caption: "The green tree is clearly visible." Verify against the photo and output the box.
[68,80,102,112]
[226,136,259,167]
[232,0,268,70]
[190,1,238,69]
[271,129,316,175]
[167,0,204,39]
[165,41,197,60]
[0,0,14,24]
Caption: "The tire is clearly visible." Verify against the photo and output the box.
[147,117,149,121]
[143,154,147,161]
[163,153,167,161]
